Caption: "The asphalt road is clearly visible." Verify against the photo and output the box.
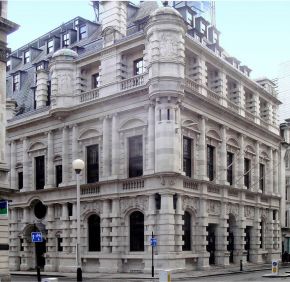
[11,269,290,282]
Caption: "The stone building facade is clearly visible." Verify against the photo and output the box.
[0,0,18,281]
[6,1,282,274]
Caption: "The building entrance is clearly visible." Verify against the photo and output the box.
[245,226,251,262]
[35,239,46,268]
[207,224,216,265]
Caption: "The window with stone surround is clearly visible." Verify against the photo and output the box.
[133,58,144,76]
[57,237,63,252]
[87,144,99,183]
[183,137,192,177]
[207,145,215,181]
[244,158,251,189]
[55,165,62,187]
[79,25,87,40]
[227,152,234,185]
[47,39,54,53]
[182,211,192,251]
[130,211,144,252]
[88,214,101,252]
[35,156,45,190]
[18,171,23,190]
[259,163,265,192]
[128,136,143,178]
[92,73,100,89]
[260,220,265,249]
[62,32,70,47]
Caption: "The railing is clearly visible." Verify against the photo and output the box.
[206,88,221,102]
[183,179,199,190]
[227,100,239,113]
[185,77,201,94]
[80,88,99,103]
[122,178,144,190]
[245,111,255,121]
[81,183,100,195]
[120,74,145,91]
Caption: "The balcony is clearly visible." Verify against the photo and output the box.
[120,73,146,91]
[79,88,99,103]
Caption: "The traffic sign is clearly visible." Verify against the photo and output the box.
[272,260,279,275]
[31,232,43,243]
[150,237,157,247]
[0,201,8,217]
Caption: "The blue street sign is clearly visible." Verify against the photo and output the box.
[150,237,157,247]
[31,232,43,243]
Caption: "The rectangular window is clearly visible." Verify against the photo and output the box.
[92,73,100,89]
[227,152,234,185]
[244,158,251,189]
[213,32,218,43]
[18,171,23,190]
[200,22,206,34]
[259,222,264,248]
[133,58,144,75]
[6,60,10,72]
[55,165,62,187]
[63,32,70,47]
[47,39,54,53]
[67,202,73,217]
[186,10,194,26]
[46,81,51,106]
[35,156,45,190]
[207,145,215,181]
[57,237,63,252]
[183,137,192,177]
[24,50,30,64]
[79,25,87,40]
[13,73,20,92]
[259,163,265,192]
[20,238,24,252]
[129,136,143,178]
[87,145,99,183]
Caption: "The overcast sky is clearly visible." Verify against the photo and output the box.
[7,0,290,80]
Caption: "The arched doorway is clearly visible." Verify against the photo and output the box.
[245,226,252,262]
[206,224,216,265]
[227,214,236,264]
[182,211,192,251]
[129,211,144,252]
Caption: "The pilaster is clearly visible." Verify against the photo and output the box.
[102,116,110,179]
[60,127,69,187]
[10,141,16,190]
[45,131,54,188]
[197,116,207,180]
[22,138,29,192]
[111,114,119,178]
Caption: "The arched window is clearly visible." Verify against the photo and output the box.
[88,214,101,252]
[182,211,191,251]
[130,211,144,251]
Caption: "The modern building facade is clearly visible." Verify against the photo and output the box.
[6,1,282,274]
[0,1,18,281]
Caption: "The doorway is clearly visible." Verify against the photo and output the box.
[35,239,46,269]
[245,226,251,262]
[207,224,216,265]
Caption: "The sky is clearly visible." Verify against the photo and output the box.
[6,0,290,80]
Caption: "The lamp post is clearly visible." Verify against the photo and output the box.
[72,159,85,282]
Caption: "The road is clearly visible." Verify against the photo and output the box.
[11,269,290,282]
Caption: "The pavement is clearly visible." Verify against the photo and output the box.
[11,262,285,281]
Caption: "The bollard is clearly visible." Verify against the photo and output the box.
[240,259,243,271]
[37,266,41,282]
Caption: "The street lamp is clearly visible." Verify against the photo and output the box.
[72,159,85,282]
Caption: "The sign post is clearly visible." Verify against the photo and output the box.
[272,260,279,275]
[0,200,8,217]
[32,231,43,282]
[150,232,157,278]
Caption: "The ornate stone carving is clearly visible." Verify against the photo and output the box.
[182,196,198,212]
[58,73,72,94]
[244,206,255,219]
[227,203,239,217]
[120,196,149,214]
[159,32,178,59]
[207,200,221,215]
[81,201,102,217]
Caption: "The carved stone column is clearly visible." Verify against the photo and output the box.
[71,125,78,182]
[197,116,207,180]
[147,103,155,174]
[45,131,54,188]
[10,141,16,190]
[22,138,29,191]
[218,126,227,184]
[61,127,69,186]
[111,114,119,177]
[101,200,111,254]
[267,149,273,195]
[102,116,110,178]
[238,134,244,189]
[254,142,260,192]
[175,194,183,252]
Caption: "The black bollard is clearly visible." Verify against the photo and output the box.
[36,266,41,282]
[240,259,243,271]
[77,267,82,281]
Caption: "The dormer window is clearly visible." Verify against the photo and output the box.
[186,11,194,26]
[133,58,144,75]
[24,50,30,64]
[79,25,87,40]
[36,64,44,71]
[13,73,20,92]
[63,32,70,47]
[200,22,206,34]
[6,60,10,72]
[47,39,54,53]
[213,32,218,43]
